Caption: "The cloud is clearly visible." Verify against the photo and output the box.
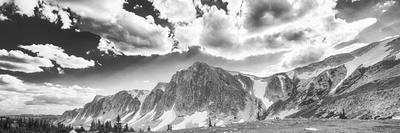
[0,0,73,28]
[0,74,23,86]
[45,0,173,56]
[0,0,382,72]
[335,0,400,42]
[0,74,97,114]
[13,0,38,16]
[97,38,122,55]
[243,0,317,32]
[0,49,53,73]
[25,95,83,106]
[150,0,197,22]
[20,44,95,69]
[163,0,379,78]
[2,0,173,56]
[335,0,395,22]
[78,11,172,56]
[282,46,325,68]
[38,2,73,29]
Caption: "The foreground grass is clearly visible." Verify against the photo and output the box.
[154,119,400,133]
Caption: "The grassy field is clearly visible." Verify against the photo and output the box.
[154,119,400,133]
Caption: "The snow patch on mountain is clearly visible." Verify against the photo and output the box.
[216,120,225,126]
[173,111,208,130]
[128,107,156,126]
[396,53,400,60]
[345,38,394,78]
[329,37,397,94]
[121,112,135,121]
[277,75,286,94]
[252,78,274,109]
[153,105,177,131]
[84,116,93,123]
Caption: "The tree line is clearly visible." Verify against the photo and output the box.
[88,115,159,133]
[0,116,73,133]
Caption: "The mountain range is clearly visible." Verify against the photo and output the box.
[57,36,400,131]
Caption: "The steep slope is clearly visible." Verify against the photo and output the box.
[263,36,400,119]
[155,62,253,115]
[57,36,400,130]
[131,62,258,130]
[58,89,150,126]
[58,62,258,130]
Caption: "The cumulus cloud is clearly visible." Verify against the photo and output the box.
[0,0,74,28]
[45,0,173,56]
[335,0,400,42]
[2,0,173,56]
[1,0,382,72]
[282,46,325,68]
[97,38,122,55]
[0,49,53,73]
[78,11,172,56]
[174,0,377,71]
[20,44,95,69]
[150,0,197,22]
[243,0,317,32]
[13,0,38,16]
[24,95,82,106]
[335,0,396,22]
[0,74,97,114]
[38,2,73,29]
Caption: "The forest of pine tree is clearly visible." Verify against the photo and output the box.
[0,116,73,133]
[0,114,176,133]
[88,115,137,133]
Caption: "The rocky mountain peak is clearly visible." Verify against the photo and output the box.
[57,36,400,130]
[190,61,211,69]
[153,82,168,91]
[127,89,150,98]
[93,95,105,102]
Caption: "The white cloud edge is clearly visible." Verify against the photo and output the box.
[0,74,98,115]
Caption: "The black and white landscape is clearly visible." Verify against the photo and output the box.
[1,0,400,132]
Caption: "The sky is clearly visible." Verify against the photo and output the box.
[0,0,399,115]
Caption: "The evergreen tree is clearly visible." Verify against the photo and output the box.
[76,126,86,133]
[123,124,129,132]
[97,120,102,131]
[116,115,121,123]
[208,118,212,127]
[115,115,122,132]
[339,108,347,119]
[167,124,172,131]
[129,127,135,132]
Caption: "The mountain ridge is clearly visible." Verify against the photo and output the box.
[57,36,400,131]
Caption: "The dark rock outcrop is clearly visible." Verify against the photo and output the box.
[154,62,254,116]
[58,90,149,125]
[140,83,166,116]
[57,36,400,130]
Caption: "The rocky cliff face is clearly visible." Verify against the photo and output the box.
[58,36,400,130]
[154,62,254,116]
[263,36,400,119]
[140,82,166,116]
[58,90,149,125]
[58,62,257,130]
